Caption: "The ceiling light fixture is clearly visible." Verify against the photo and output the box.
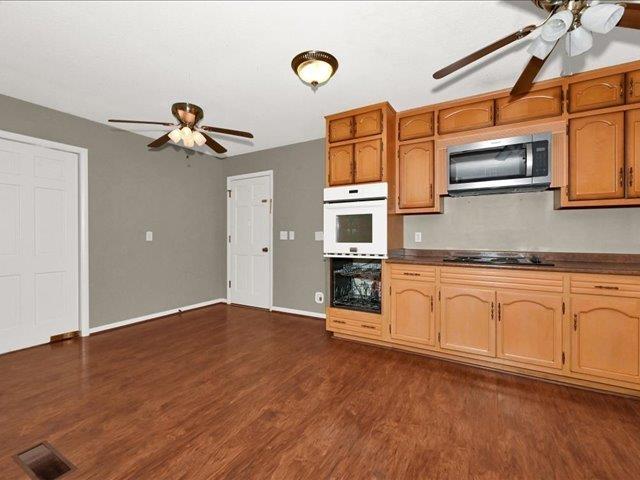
[541,9,574,41]
[291,50,338,90]
[565,25,593,56]
[581,3,625,34]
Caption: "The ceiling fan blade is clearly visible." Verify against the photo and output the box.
[618,3,640,30]
[147,133,171,148]
[510,42,557,96]
[109,119,175,126]
[200,132,227,154]
[433,25,537,79]
[200,126,254,139]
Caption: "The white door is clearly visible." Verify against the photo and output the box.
[227,172,272,309]
[0,138,79,354]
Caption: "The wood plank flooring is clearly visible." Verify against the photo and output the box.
[1,304,640,479]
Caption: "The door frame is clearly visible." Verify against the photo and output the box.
[226,170,273,310]
[0,129,90,337]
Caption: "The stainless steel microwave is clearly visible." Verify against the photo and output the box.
[447,133,552,196]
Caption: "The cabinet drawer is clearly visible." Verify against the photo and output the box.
[495,86,563,125]
[628,70,640,104]
[438,99,494,134]
[355,109,382,138]
[327,315,382,338]
[328,116,354,143]
[571,274,640,297]
[399,112,434,140]
[390,264,436,281]
[568,74,625,113]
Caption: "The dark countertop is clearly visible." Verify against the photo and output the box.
[387,249,640,276]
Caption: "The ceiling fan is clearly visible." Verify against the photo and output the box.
[433,0,640,96]
[108,102,254,154]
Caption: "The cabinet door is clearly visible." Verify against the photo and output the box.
[354,139,382,184]
[398,141,434,209]
[440,286,496,357]
[495,86,563,125]
[328,116,354,143]
[497,291,563,370]
[438,99,494,135]
[571,295,640,384]
[354,109,382,138]
[399,112,434,141]
[569,112,624,201]
[568,74,625,113]
[626,109,640,198]
[328,145,353,186]
[390,279,436,347]
[628,70,640,104]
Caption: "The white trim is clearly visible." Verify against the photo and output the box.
[89,298,227,334]
[226,170,274,310]
[0,129,90,337]
[271,306,326,319]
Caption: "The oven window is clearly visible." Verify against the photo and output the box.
[336,214,372,243]
[449,144,527,184]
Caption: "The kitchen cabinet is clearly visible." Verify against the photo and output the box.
[390,279,436,347]
[328,145,354,186]
[568,73,625,113]
[496,291,563,369]
[354,109,382,138]
[569,112,625,201]
[440,286,496,357]
[495,86,563,125]
[398,141,434,209]
[328,116,354,143]
[627,70,640,104]
[354,139,382,183]
[571,295,640,384]
[398,112,434,141]
[626,109,640,198]
[438,99,494,135]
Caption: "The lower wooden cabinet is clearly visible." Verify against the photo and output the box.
[496,291,563,369]
[627,109,640,198]
[440,286,496,357]
[389,279,436,347]
[571,295,640,384]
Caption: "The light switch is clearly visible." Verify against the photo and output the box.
[146,231,153,242]
[414,232,422,243]
[315,231,324,242]
[289,231,295,240]
[279,231,288,240]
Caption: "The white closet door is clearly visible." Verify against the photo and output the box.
[0,138,79,354]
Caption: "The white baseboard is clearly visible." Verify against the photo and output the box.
[271,305,326,319]
[89,298,227,334]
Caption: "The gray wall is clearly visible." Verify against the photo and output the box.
[404,191,640,253]
[0,94,227,328]
[223,139,326,314]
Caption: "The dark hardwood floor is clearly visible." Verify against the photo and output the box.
[2,304,640,479]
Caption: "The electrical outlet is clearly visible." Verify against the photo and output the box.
[289,231,295,240]
[279,231,288,240]
[414,232,422,243]
[315,292,324,304]
[146,231,153,242]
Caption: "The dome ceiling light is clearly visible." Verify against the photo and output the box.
[291,50,339,90]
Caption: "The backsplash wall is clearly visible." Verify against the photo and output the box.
[404,191,640,253]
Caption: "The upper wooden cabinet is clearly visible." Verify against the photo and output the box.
[495,87,563,125]
[389,278,436,347]
[438,99,494,135]
[628,70,640,104]
[627,109,640,198]
[328,145,354,186]
[568,73,625,113]
[440,285,496,357]
[571,294,640,384]
[398,141,434,209]
[354,109,382,138]
[496,291,563,370]
[398,112,434,141]
[569,112,625,201]
[328,116,354,143]
[354,139,382,184]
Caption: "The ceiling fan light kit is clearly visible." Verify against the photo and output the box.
[581,3,625,33]
[528,35,557,59]
[541,9,574,41]
[565,25,594,56]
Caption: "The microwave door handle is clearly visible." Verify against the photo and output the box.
[525,143,533,177]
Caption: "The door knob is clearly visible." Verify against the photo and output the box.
[262,247,269,252]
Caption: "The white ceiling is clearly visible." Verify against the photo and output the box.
[1,1,639,157]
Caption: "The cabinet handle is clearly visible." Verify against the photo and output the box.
[334,319,346,325]
[429,184,433,200]
[491,302,494,320]
[361,324,376,330]
[594,285,619,290]
[573,314,577,331]
[630,167,634,188]
[631,78,635,98]
[620,84,625,99]
[402,272,420,276]
[619,167,624,187]
[497,303,501,322]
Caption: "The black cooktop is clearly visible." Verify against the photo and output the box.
[442,255,554,266]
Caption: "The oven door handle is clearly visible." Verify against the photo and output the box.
[525,143,533,177]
